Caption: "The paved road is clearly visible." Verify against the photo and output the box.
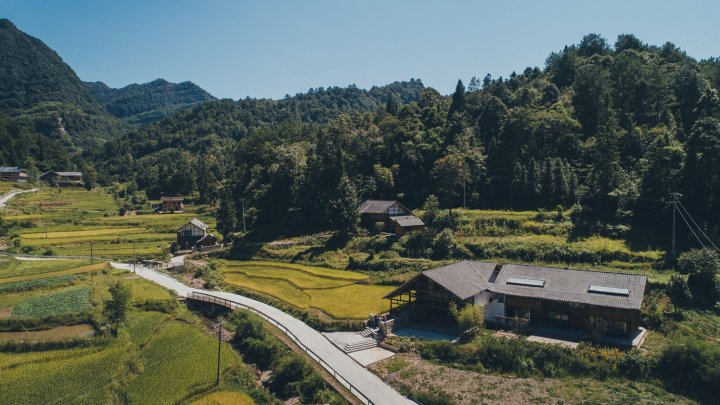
[0,188,38,208]
[110,262,411,405]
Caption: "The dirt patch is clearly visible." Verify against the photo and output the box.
[186,258,208,268]
[0,307,13,319]
[0,324,95,342]
[369,353,692,404]
[181,273,206,288]
[370,353,561,404]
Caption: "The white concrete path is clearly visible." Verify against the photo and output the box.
[0,188,38,208]
[110,262,411,405]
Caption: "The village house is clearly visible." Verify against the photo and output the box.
[160,196,184,213]
[0,167,28,182]
[384,261,647,346]
[358,200,425,235]
[176,218,217,250]
[40,171,83,187]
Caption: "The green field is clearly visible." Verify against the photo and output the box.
[4,187,217,259]
[222,260,392,319]
[0,258,263,404]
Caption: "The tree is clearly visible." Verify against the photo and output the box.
[432,228,463,259]
[685,254,720,309]
[326,174,359,236]
[667,274,692,312]
[577,33,610,57]
[448,79,465,117]
[585,316,608,344]
[421,194,441,227]
[104,282,131,329]
[82,164,97,190]
[432,154,469,209]
[216,190,237,238]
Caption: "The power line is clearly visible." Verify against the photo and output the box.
[675,206,720,266]
[677,200,720,253]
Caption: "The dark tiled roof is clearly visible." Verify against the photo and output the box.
[161,196,184,202]
[492,264,647,310]
[358,200,397,214]
[421,261,499,300]
[392,215,425,227]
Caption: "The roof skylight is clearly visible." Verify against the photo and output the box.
[507,277,545,288]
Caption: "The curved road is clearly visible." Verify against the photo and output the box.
[111,262,411,405]
[0,188,38,208]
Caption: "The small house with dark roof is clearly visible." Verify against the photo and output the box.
[40,171,83,187]
[384,261,647,342]
[177,218,212,249]
[0,167,28,182]
[358,200,425,235]
[160,196,184,213]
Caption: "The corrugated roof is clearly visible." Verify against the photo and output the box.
[189,218,209,230]
[492,264,646,310]
[56,171,83,177]
[0,167,23,173]
[161,196,184,202]
[358,200,397,214]
[392,215,425,227]
[422,261,499,300]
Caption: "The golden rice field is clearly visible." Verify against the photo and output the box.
[222,260,392,319]
[191,391,255,405]
[5,187,217,259]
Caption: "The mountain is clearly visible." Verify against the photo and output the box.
[0,18,128,150]
[85,78,216,125]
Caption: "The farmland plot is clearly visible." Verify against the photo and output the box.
[223,260,392,319]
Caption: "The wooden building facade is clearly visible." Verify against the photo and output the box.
[358,200,425,235]
[0,167,28,182]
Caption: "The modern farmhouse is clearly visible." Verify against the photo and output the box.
[0,167,28,182]
[384,261,647,344]
[176,218,217,250]
[39,171,83,187]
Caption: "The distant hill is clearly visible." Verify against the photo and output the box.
[0,18,127,149]
[85,78,216,125]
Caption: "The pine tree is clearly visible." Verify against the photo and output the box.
[327,174,359,237]
[216,190,237,238]
[448,79,466,117]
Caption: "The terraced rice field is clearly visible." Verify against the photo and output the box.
[5,188,217,259]
[222,260,392,319]
[0,262,255,404]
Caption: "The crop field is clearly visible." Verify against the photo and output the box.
[12,286,92,319]
[222,260,392,319]
[191,391,255,405]
[5,187,217,259]
[0,269,258,404]
[0,181,14,195]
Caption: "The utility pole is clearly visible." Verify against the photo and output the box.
[240,198,247,233]
[216,322,222,386]
[669,192,683,258]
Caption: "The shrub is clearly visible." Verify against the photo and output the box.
[655,338,720,399]
[383,336,417,353]
[666,274,692,310]
[618,349,655,379]
[432,228,466,259]
[418,340,462,362]
[269,354,311,398]
[450,302,484,337]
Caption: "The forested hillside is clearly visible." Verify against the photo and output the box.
[0,19,128,153]
[85,78,216,125]
[199,34,719,244]
[94,80,426,197]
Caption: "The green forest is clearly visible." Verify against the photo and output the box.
[2,16,720,250]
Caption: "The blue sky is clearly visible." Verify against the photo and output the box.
[2,1,719,99]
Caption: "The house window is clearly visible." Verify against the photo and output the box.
[182,230,193,237]
[514,308,531,319]
[607,320,628,336]
[388,205,407,216]
[547,311,569,326]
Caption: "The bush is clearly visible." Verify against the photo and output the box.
[666,274,692,310]
[450,302,484,337]
[655,338,720,399]
[618,349,655,379]
[418,340,462,362]
[383,335,417,353]
[432,228,467,259]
